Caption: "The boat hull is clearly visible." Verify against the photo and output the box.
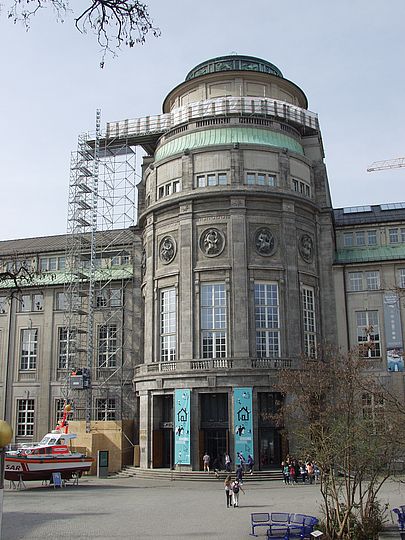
[5,455,94,482]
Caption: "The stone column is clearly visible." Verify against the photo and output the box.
[138,391,151,468]
[178,202,194,360]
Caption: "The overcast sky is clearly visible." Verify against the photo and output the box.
[1,0,404,241]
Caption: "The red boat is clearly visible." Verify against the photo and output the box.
[5,404,94,482]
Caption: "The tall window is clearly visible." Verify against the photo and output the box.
[17,399,35,436]
[97,325,117,368]
[160,288,176,362]
[355,231,366,246]
[201,283,227,358]
[19,293,43,312]
[356,311,380,358]
[343,232,353,247]
[362,392,384,433]
[399,268,405,288]
[366,271,380,290]
[0,296,7,314]
[20,329,38,370]
[58,327,74,369]
[348,272,363,291]
[302,286,316,358]
[95,398,116,420]
[255,283,280,358]
[389,228,399,243]
[55,399,65,424]
[367,230,377,245]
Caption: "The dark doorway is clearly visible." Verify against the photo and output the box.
[200,393,229,469]
[153,394,174,468]
[258,392,283,469]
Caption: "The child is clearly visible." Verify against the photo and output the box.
[231,478,245,507]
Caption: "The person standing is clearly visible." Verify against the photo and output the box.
[224,475,232,508]
[203,452,210,473]
[247,454,254,475]
[225,453,232,472]
[236,463,244,484]
[231,478,245,507]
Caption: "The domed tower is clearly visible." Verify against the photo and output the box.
[133,55,336,470]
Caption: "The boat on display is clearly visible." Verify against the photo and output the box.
[5,404,94,482]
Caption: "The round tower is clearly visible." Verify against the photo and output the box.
[135,55,336,470]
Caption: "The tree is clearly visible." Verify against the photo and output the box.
[5,0,160,66]
[275,346,405,539]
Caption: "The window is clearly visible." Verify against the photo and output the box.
[19,293,43,312]
[157,179,182,199]
[246,172,277,187]
[367,230,377,245]
[292,178,311,197]
[55,292,68,311]
[356,311,380,357]
[97,325,117,368]
[201,283,227,358]
[302,286,316,358]
[96,287,122,308]
[39,256,65,272]
[55,399,65,423]
[58,327,74,369]
[111,253,131,266]
[399,269,405,288]
[0,296,8,314]
[194,172,228,188]
[366,271,380,290]
[20,329,38,370]
[343,232,354,247]
[362,392,384,433]
[292,179,299,192]
[355,231,365,246]
[160,288,176,362]
[255,283,280,358]
[389,228,399,243]
[16,399,35,436]
[348,272,363,291]
[348,271,380,291]
[401,228,405,243]
[95,398,116,421]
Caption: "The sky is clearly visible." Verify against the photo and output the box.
[1,0,404,241]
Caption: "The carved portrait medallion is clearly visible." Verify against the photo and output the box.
[159,236,176,264]
[199,228,225,257]
[299,233,314,263]
[254,227,276,256]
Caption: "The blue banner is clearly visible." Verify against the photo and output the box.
[234,387,253,466]
[174,389,191,465]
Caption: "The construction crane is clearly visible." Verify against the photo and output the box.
[367,157,405,172]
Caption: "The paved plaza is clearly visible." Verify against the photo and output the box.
[2,475,405,539]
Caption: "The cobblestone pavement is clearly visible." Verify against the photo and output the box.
[2,476,405,539]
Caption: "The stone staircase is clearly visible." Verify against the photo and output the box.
[109,467,283,482]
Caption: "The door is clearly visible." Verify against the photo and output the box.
[259,428,280,469]
[152,430,163,468]
[204,429,227,468]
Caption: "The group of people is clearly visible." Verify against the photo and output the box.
[224,475,245,507]
[281,457,320,485]
[202,451,254,477]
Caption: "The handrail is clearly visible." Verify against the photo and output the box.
[106,97,318,140]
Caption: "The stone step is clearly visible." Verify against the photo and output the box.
[109,467,283,482]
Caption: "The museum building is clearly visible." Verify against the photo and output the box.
[1,56,404,472]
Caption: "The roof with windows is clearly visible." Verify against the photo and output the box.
[185,55,283,81]
[334,203,405,226]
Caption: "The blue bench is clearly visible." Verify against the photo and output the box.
[250,512,318,538]
[393,508,405,531]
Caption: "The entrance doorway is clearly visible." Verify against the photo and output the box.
[200,393,229,469]
[259,427,280,469]
[204,429,227,467]
[152,394,173,468]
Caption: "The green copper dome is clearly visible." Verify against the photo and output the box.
[185,55,283,81]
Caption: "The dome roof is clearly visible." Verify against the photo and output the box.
[185,55,283,81]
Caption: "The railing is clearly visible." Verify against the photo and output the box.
[106,97,319,140]
[134,356,299,377]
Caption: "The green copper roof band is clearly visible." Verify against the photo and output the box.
[335,245,405,264]
[155,127,304,161]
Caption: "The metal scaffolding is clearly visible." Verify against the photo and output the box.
[63,110,137,432]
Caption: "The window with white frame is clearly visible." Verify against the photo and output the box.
[246,172,277,187]
[399,268,405,288]
[17,399,35,436]
[20,329,38,370]
[111,252,131,266]
[255,283,280,358]
[95,287,122,308]
[58,327,74,369]
[366,271,380,290]
[389,228,399,243]
[355,231,366,246]
[0,296,8,314]
[19,293,43,312]
[367,230,377,245]
[160,288,176,362]
[343,232,354,247]
[55,398,65,424]
[302,286,316,358]
[95,398,116,420]
[157,179,182,199]
[195,172,228,188]
[348,272,363,291]
[362,392,385,433]
[97,325,117,368]
[201,283,227,358]
[39,255,65,272]
[356,310,380,357]
[55,291,68,311]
